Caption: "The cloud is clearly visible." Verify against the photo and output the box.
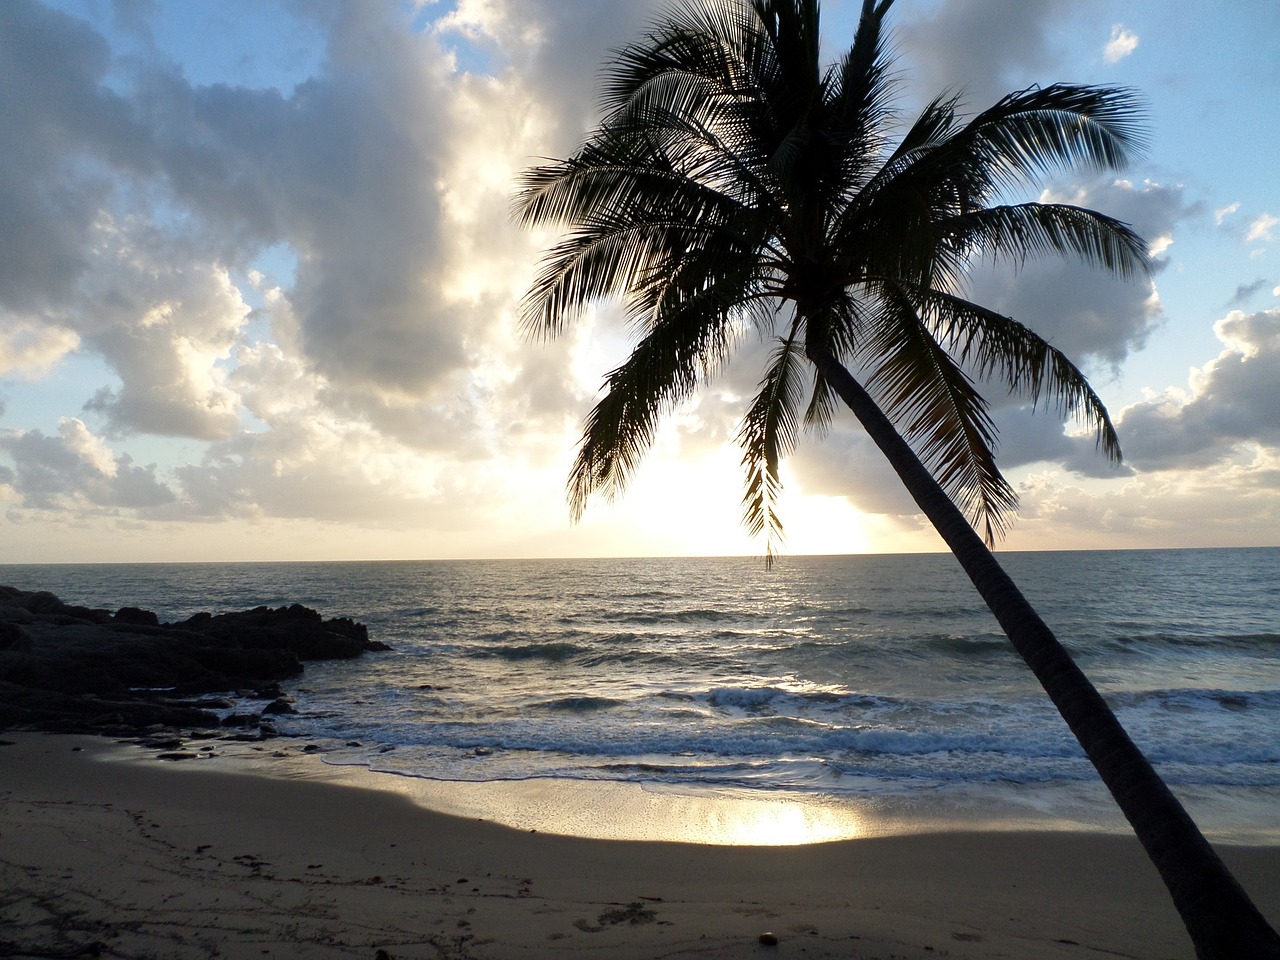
[1104,24,1139,63]
[0,319,80,379]
[1117,308,1280,471]
[3,0,1275,558]
[0,1,150,314]
[895,0,1103,110]
[0,0,671,539]
[1006,459,1280,551]
[851,305,1280,548]
[0,418,176,511]
[1246,213,1278,245]
[0,0,622,535]
[73,217,250,440]
[962,179,1189,370]
[1215,202,1240,224]
[1228,279,1270,308]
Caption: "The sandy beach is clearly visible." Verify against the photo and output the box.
[2,733,1276,960]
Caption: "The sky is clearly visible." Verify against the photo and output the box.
[1,0,1278,563]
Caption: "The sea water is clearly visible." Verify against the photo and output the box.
[5,548,1278,843]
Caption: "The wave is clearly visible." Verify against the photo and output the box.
[1109,632,1280,652]
[599,608,744,625]
[577,650,681,668]
[1110,687,1280,713]
[921,634,1011,657]
[285,690,1280,790]
[532,695,626,712]
[699,684,893,714]
[472,641,585,662]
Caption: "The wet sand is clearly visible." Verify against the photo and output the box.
[2,732,1277,959]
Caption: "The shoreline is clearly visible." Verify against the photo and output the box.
[123,728,1279,847]
[3,733,1278,959]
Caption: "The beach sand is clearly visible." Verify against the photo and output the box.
[2,734,1277,960]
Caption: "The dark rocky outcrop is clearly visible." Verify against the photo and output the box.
[0,585,389,735]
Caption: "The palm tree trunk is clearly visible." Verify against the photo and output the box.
[806,341,1280,960]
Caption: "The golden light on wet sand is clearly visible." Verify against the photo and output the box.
[391,775,867,845]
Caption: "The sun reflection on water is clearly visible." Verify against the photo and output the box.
[689,795,862,845]
[389,775,867,845]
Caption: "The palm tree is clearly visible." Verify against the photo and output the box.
[514,1,1279,956]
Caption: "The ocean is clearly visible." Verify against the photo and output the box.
[5,548,1278,843]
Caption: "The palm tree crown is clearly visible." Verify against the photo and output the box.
[516,0,1146,556]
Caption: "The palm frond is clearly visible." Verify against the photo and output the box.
[738,330,809,564]
[921,287,1122,463]
[602,0,758,114]
[832,85,1145,281]
[827,0,897,166]
[567,240,771,517]
[971,83,1149,186]
[861,284,1018,544]
[804,369,837,434]
[568,299,739,520]
[944,202,1150,278]
[516,137,765,338]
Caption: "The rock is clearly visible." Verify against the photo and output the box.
[140,737,186,750]
[248,682,286,700]
[0,620,31,651]
[0,584,386,735]
[181,696,237,710]
[0,605,34,623]
[171,603,374,660]
[115,606,160,626]
[758,932,779,946]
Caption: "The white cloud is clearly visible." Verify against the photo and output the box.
[1104,24,1139,63]
[0,0,602,538]
[73,218,249,440]
[1005,458,1280,551]
[1215,201,1241,224]
[0,418,175,512]
[1117,308,1280,470]
[0,318,79,378]
[1245,213,1279,244]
